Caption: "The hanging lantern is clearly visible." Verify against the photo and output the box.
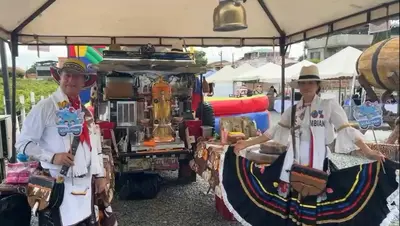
[213,0,247,32]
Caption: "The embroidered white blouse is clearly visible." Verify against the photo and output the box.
[265,96,363,155]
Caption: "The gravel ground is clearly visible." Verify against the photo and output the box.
[113,172,240,226]
[30,112,398,226]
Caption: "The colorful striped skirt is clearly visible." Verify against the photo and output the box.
[220,146,399,226]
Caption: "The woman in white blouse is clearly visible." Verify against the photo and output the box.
[220,65,399,226]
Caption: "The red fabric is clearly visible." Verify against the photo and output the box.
[184,120,202,139]
[97,121,115,139]
[208,95,269,117]
[309,128,314,168]
[191,93,201,111]
[68,97,91,150]
[215,195,235,221]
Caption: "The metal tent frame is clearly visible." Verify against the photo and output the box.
[0,0,399,162]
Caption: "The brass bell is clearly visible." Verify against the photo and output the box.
[213,0,247,32]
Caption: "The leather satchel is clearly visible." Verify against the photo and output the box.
[289,104,328,198]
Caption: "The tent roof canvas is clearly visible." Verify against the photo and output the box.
[317,46,363,79]
[286,60,316,80]
[206,65,234,83]
[236,62,281,82]
[0,0,398,46]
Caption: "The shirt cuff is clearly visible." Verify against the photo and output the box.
[25,142,54,163]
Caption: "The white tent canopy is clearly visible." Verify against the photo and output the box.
[207,63,254,83]
[0,0,398,46]
[231,63,256,80]
[236,62,282,82]
[205,65,234,83]
[317,46,363,79]
[286,60,316,80]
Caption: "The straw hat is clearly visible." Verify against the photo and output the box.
[50,58,97,89]
[288,65,327,89]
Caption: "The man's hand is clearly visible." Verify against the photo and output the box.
[95,177,107,194]
[52,153,74,166]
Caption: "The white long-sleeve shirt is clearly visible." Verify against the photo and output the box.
[15,91,103,177]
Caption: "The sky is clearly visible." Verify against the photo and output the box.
[2,43,305,70]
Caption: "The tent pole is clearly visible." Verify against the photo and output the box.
[9,34,18,163]
[279,37,287,114]
[0,40,11,114]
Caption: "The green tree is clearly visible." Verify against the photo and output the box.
[371,30,391,45]
[0,67,25,78]
[309,58,321,64]
[26,60,58,74]
[193,50,208,66]
[0,77,58,114]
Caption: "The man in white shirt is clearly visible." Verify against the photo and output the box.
[16,58,107,226]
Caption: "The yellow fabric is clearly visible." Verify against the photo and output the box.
[63,58,86,69]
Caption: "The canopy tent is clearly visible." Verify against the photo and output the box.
[207,63,254,83]
[236,62,282,82]
[0,0,398,47]
[284,60,316,81]
[231,63,256,80]
[317,46,363,79]
[206,65,234,83]
[202,69,217,78]
[1,0,399,162]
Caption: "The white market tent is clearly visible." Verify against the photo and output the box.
[0,0,398,46]
[1,0,399,162]
[284,60,316,81]
[231,63,256,80]
[317,46,363,79]
[206,65,235,83]
[236,62,282,82]
[207,63,255,83]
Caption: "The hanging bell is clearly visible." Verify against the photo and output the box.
[213,0,247,32]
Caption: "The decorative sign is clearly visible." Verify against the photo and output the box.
[55,101,84,136]
[353,101,383,129]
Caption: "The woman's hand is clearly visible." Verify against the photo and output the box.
[366,150,386,162]
[234,140,247,155]
[355,140,386,162]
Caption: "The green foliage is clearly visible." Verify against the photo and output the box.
[309,58,322,64]
[0,67,25,78]
[0,78,58,114]
[371,31,391,45]
[194,50,208,66]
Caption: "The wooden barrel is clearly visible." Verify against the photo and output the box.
[356,37,399,91]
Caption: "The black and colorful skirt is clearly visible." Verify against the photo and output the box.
[220,147,399,226]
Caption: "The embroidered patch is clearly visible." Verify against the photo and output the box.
[311,110,324,118]
[311,110,319,118]
[56,100,69,109]
[55,103,84,136]
[318,110,324,118]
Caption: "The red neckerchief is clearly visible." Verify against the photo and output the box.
[68,96,91,151]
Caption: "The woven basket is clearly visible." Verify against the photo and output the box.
[367,143,399,162]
